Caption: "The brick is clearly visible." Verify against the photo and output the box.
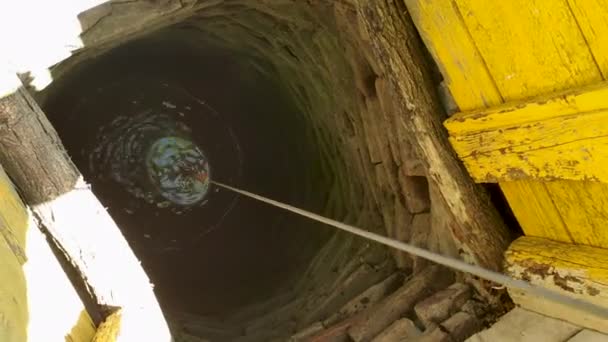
[414,283,471,327]
[442,312,482,342]
[401,176,431,214]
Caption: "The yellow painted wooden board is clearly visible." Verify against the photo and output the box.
[505,236,608,332]
[447,82,608,133]
[406,0,608,248]
[568,0,608,79]
[0,232,28,342]
[455,0,601,100]
[446,82,608,184]
[0,165,96,342]
[403,0,502,111]
[0,166,29,342]
[0,164,28,264]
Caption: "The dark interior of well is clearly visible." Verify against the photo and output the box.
[43,34,339,314]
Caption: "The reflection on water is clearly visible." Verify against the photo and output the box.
[90,82,214,211]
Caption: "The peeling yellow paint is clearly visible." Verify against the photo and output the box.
[506,236,608,288]
[91,310,121,342]
[406,0,608,248]
[446,83,608,186]
[447,81,608,133]
[505,236,608,332]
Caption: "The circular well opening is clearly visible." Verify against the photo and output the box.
[38,2,427,340]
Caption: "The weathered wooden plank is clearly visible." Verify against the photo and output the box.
[498,181,572,243]
[0,166,27,263]
[0,229,27,342]
[452,0,608,249]
[403,0,502,111]
[356,0,510,270]
[446,82,608,183]
[405,0,608,249]
[540,181,608,248]
[568,0,608,79]
[456,0,601,100]
[0,72,171,341]
[505,236,608,333]
[446,81,608,134]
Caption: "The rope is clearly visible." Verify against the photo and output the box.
[212,180,608,319]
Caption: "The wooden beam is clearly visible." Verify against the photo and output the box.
[505,236,608,333]
[445,82,608,183]
[0,71,171,340]
[355,0,510,270]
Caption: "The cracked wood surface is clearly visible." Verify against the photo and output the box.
[356,0,510,270]
[446,82,608,189]
[505,236,608,333]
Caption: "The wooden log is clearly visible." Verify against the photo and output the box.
[0,72,171,340]
[355,0,510,270]
[505,236,608,333]
[347,265,453,341]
